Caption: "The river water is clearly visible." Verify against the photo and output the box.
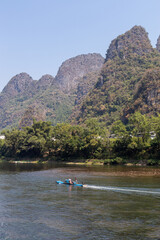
[0,162,160,240]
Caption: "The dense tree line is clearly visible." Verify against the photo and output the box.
[1,113,160,165]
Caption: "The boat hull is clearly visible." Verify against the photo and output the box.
[56,180,83,187]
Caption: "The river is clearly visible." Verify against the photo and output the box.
[0,162,160,240]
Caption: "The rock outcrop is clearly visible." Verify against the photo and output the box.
[35,74,55,90]
[55,53,104,92]
[2,72,34,98]
[19,104,47,128]
[105,26,153,61]
[75,71,101,105]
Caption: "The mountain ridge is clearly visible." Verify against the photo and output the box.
[55,53,104,92]
[0,53,104,129]
[105,26,153,62]
[74,26,160,125]
[1,25,160,130]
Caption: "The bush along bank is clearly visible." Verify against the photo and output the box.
[1,113,160,165]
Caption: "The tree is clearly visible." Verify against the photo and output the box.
[2,129,26,157]
[111,120,128,138]
[23,120,53,157]
[129,112,151,143]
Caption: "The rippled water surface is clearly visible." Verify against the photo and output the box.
[0,162,160,240]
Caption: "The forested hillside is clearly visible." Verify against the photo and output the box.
[75,26,160,125]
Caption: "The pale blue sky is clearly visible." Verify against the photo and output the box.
[0,0,160,91]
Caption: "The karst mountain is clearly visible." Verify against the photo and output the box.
[1,26,160,130]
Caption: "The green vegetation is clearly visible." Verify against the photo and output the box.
[76,50,160,125]
[1,26,160,133]
[1,113,160,165]
[1,27,160,166]
[75,26,160,126]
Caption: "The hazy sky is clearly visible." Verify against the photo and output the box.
[0,0,160,92]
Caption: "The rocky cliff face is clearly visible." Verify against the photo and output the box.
[19,104,47,128]
[2,72,34,98]
[75,71,101,105]
[156,36,160,52]
[35,74,55,90]
[55,53,104,92]
[105,26,153,61]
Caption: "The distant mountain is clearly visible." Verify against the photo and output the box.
[1,25,160,130]
[74,26,160,125]
[0,53,104,130]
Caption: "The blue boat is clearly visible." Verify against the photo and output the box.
[56,179,83,187]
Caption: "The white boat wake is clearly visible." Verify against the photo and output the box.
[83,185,160,195]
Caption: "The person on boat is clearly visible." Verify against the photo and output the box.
[64,178,77,184]
[69,178,73,184]
[75,177,78,184]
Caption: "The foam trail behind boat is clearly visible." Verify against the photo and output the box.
[83,185,160,195]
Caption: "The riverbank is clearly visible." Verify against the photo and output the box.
[1,156,159,167]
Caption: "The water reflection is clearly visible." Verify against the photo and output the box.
[0,161,64,172]
[1,161,160,177]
